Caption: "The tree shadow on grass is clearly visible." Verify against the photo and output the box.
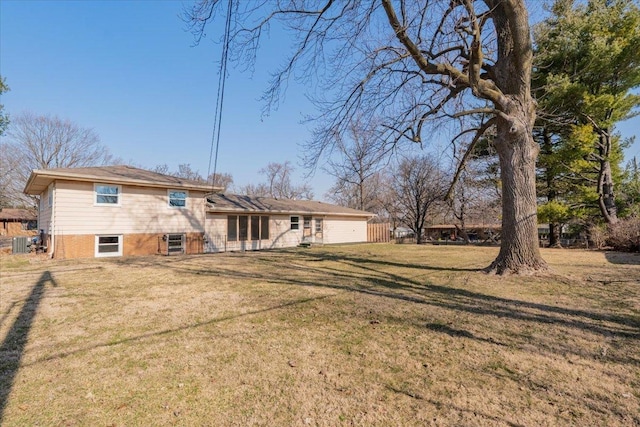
[168,249,640,364]
[65,249,640,366]
[23,294,335,368]
[0,271,57,423]
[603,251,640,267]
[384,386,527,427]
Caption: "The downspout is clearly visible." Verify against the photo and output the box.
[49,182,55,259]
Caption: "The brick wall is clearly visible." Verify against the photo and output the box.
[54,234,94,259]
[53,232,205,259]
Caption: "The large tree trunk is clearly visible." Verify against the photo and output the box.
[485,2,548,274]
[487,108,547,274]
[548,223,561,248]
[597,130,618,224]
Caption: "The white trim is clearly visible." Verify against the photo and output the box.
[95,234,123,257]
[94,183,122,206]
[168,189,188,208]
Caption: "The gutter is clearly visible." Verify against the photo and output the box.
[25,170,222,194]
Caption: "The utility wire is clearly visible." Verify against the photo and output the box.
[207,0,233,192]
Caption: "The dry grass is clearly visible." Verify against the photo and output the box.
[0,244,639,426]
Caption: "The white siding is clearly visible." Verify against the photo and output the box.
[323,216,368,244]
[38,187,52,234]
[53,180,207,235]
[204,214,303,252]
[203,213,368,251]
[269,215,303,248]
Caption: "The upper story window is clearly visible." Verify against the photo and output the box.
[95,184,121,205]
[168,190,187,208]
[290,216,300,230]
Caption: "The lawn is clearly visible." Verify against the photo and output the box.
[1,244,639,426]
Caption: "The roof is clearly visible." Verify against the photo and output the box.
[0,208,37,221]
[24,165,222,195]
[206,194,375,218]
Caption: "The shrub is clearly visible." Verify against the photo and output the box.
[607,216,640,252]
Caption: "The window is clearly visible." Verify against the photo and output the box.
[291,216,300,230]
[228,215,270,241]
[238,215,249,241]
[95,235,122,257]
[315,218,323,233]
[251,216,260,241]
[228,215,238,241]
[260,216,269,240]
[303,216,312,230]
[168,190,187,208]
[22,221,37,231]
[95,184,120,205]
[167,234,185,254]
[47,185,53,207]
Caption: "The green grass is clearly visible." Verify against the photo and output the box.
[1,244,639,426]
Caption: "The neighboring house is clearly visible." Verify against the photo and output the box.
[0,208,38,237]
[204,193,374,252]
[23,166,374,259]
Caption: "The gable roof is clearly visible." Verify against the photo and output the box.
[206,193,374,218]
[0,208,37,221]
[24,165,221,195]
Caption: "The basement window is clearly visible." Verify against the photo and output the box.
[167,234,185,255]
[95,235,122,257]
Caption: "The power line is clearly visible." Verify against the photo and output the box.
[207,0,233,192]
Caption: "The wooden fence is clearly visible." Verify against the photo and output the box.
[367,222,391,243]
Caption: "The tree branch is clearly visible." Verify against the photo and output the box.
[445,117,496,200]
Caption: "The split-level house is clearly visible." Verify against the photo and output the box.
[24,165,373,259]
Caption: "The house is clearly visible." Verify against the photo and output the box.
[204,193,374,252]
[23,165,374,259]
[24,165,219,259]
[0,208,38,236]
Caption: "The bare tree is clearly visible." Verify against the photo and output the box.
[391,155,448,244]
[259,161,314,199]
[0,145,23,208]
[186,0,547,273]
[3,112,115,207]
[0,76,9,137]
[325,118,387,212]
[326,170,386,214]
[207,172,234,191]
[236,182,270,197]
[174,163,205,181]
[152,163,171,175]
[151,164,234,191]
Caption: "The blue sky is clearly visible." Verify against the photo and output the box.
[1,0,327,195]
[1,0,639,201]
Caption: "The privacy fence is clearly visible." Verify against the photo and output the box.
[367,223,391,243]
